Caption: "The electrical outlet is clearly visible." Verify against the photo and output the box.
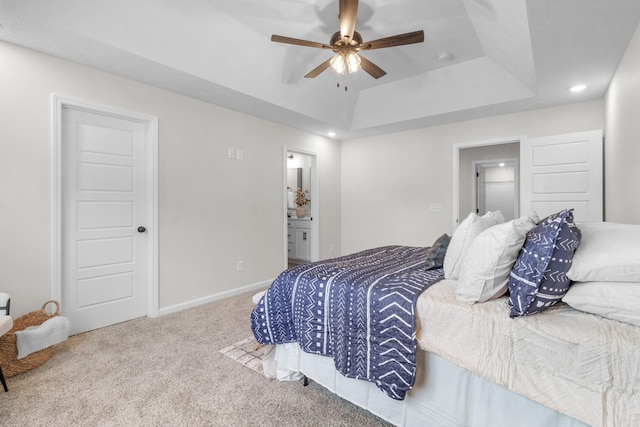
[228,148,234,158]
[329,243,334,253]
[236,260,243,272]
[236,149,243,160]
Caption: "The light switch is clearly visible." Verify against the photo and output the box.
[236,149,243,160]
[228,148,234,158]
[430,203,442,212]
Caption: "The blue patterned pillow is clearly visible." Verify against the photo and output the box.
[424,233,450,270]
[508,209,581,318]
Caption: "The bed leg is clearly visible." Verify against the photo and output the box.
[302,375,309,386]
[0,366,8,392]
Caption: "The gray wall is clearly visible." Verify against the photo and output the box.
[0,41,342,316]
[605,20,640,223]
[341,101,605,255]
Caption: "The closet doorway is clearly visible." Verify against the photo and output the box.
[473,158,518,221]
[283,148,319,269]
[453,130,603,231]
[452,138,521,231]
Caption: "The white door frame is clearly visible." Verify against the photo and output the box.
[452,136,523,232]
[283,146,320,269]
[52,95,159,318]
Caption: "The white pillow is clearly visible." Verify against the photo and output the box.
[567,222,640,282]
[456,214,539,303]
[443,211,503,280]
[491,210,505,224]
[563,281,640,327]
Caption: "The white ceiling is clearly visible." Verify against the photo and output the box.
[1,0,640,140]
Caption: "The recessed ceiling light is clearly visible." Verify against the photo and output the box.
[438,52,453,62]
[570,85,587,92]
[327,131,336,137]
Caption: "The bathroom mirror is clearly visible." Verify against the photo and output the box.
[287,153,312,205]
[287,168,303,192]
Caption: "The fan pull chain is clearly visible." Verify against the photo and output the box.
[336,82,348,92]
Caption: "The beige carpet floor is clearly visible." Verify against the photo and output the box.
[0,290,391,426]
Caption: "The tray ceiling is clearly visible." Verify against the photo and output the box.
[1,0,639,139]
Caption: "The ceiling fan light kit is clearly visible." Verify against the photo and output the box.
[271,0,424,80]
[330,48,361,74]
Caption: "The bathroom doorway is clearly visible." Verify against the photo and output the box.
[284,148,319,269]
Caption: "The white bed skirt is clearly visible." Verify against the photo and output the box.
[272,343,588,427]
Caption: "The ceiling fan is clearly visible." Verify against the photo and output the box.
[271,0,424,79]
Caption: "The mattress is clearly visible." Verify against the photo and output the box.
[416,280,640,427]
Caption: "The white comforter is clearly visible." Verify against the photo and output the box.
[415,280,640,427]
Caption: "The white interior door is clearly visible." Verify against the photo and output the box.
[62,106,149,334]
[520,130,603,222]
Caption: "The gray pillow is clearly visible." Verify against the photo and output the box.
[425,233,450,270]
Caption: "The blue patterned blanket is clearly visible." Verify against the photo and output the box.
[250,246,444,400]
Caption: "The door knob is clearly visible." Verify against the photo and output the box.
[137,226,146,233]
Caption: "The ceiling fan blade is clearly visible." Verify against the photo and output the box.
[359,30,425,50]
[358,55,386,79]
[271,35,333,49]
[339,0,358,43]
[304,58,333,78]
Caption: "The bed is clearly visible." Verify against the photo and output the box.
[251,211,640,427]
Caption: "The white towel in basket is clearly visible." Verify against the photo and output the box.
[15,316,71,359]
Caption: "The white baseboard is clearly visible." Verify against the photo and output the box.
[157,279,273,317]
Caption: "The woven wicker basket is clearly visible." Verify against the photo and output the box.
[0,300,61,377]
